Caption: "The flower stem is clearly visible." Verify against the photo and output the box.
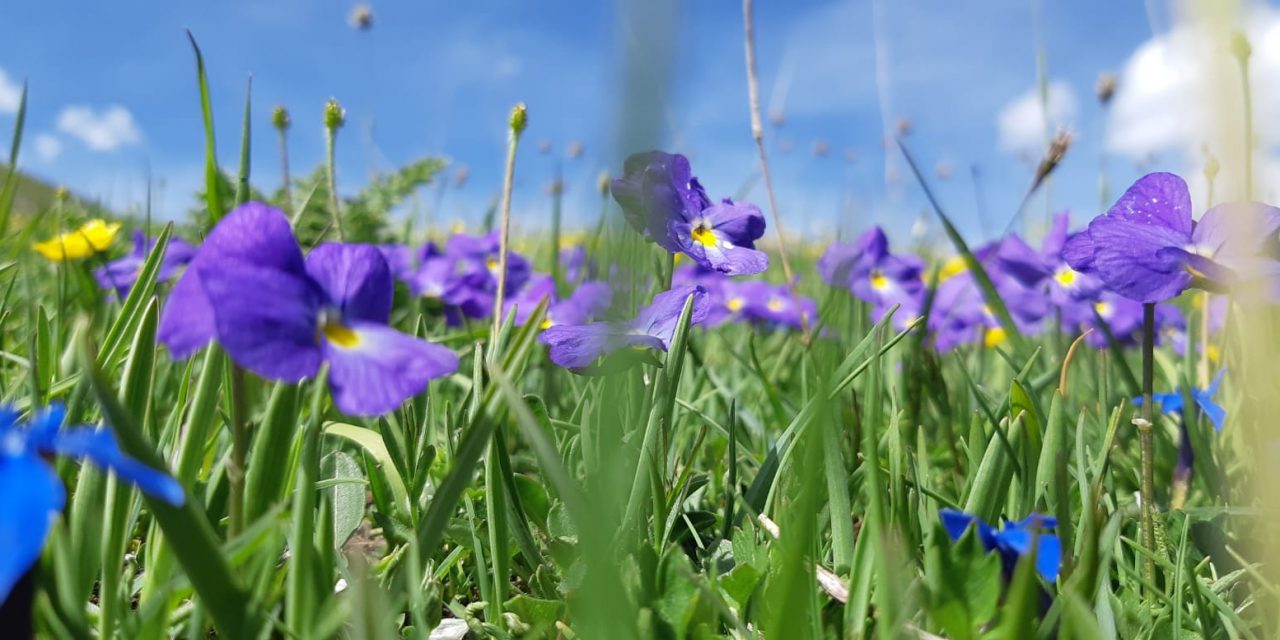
[325,128,343,241]
[742,0,797,289]
[1139,302,1157,600]
[226,361,249,537]
[492,103,527,340]
[1233,31,1254,199]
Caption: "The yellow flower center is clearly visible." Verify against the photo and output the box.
[34,219,120,261]
[1053,265,1078,287]
[540,318,553,330]
[1094,301,1113,318]
[323,322,361,348]
[691,224,718,248]
[766,298,784,312]
[870,269,889,291]
[726,297,744,312]
[1206,344,1221,364]
[938,256,968,282]
[486,257,500,273]
[984,326,1007,348]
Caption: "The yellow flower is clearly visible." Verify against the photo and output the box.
[33,219,120,261]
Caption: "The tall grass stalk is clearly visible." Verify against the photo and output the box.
[492,103,527,339]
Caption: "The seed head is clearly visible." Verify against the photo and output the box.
[271,105,291,131]
[323,99,346,131]
[1096,73,1117,106]
[509,103,528,136]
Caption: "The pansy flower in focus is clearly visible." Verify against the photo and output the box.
[940,508,1061,583]
[613,151,769,275]
[33,219,120,261]
[1064,172,1280,302]
[157,202,459,416]
[0,403,184,604]
[539,285,709,371]
[95,230,198,299]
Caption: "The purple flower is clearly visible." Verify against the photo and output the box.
[95,230,198,299]
[613,151,769,275]
[547,280,612,327]
[377,244,417,282]
[560,244,596,282]
[1,403,183,604]
[820,228,925,305]
[1064,172,1280,302]
[157,202,458,416]
[612,151,710,249]
[997,213,1102,307]
[732,281,814,329]
[539,285,708,370]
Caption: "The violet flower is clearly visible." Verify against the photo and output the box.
[613,151,769,275]
[157,202,458,416]
[1064,172,1280,302]
[539,285,709,370]
[819,227,925,304]
[1,403,184,604]
[95,230,198,299]
[997,213,1102,307]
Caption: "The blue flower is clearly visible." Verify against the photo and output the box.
[940,508,1061,583]
[0,404,184,604]
[1134,369,1226,432]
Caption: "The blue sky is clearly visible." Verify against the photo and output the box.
[0,0,1258,244]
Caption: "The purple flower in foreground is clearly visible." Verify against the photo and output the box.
[157,202,458,416]
[1,403,183,604]
[95,230,198,299]
[1064,172,1280,302]
[613,151,769,275]
[539,285,709,370]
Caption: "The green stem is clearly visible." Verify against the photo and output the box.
[278,127,292,212]
[550,163,563,294]
[492,104,526,339]
[1139,303,1157,601]
[326,126,343,241]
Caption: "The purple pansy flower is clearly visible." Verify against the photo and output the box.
[1,403,184,604]
[539,285,709,370]
[997,213,1102,308]
[95,230,198,299]
[501,275,612,328]
[1064,172,1280,302]
[819,228,925,304]
[157,202,458,416]
[733,281,814,329]
[613,151,769,275]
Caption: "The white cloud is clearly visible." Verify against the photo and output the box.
[56,105,141,151]
[33,134,61,162]
[0,68,20,114]
[996,80,1078,156]
[1107,8,1280,163]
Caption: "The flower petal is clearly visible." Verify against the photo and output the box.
[305,243,393,324]
[43,428,185,506]
[157,265,218,359]
[1107,172,1193,236]
[539,323,614,369]
[705,199,766,246]
[197,263,325,381]
[0,454,63,604]
[323,322,459,416]
[1087,216,1192,302]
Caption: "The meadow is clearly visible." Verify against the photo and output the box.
[1,14,1279,640]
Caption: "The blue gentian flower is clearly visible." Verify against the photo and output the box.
[539,285,709,370]
[940,508,1061,583]
[1134,369,1227,431]
[157,202,459,417]
[0,403,184,604]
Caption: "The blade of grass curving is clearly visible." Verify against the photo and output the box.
[79,327,262,638]
[323,421,409,514]
[98,224,173,370]
[187,30,224,223]
[235,75,251,205]
[897,139,1028,357]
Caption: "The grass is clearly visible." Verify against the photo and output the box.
[1,29,1277,640]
